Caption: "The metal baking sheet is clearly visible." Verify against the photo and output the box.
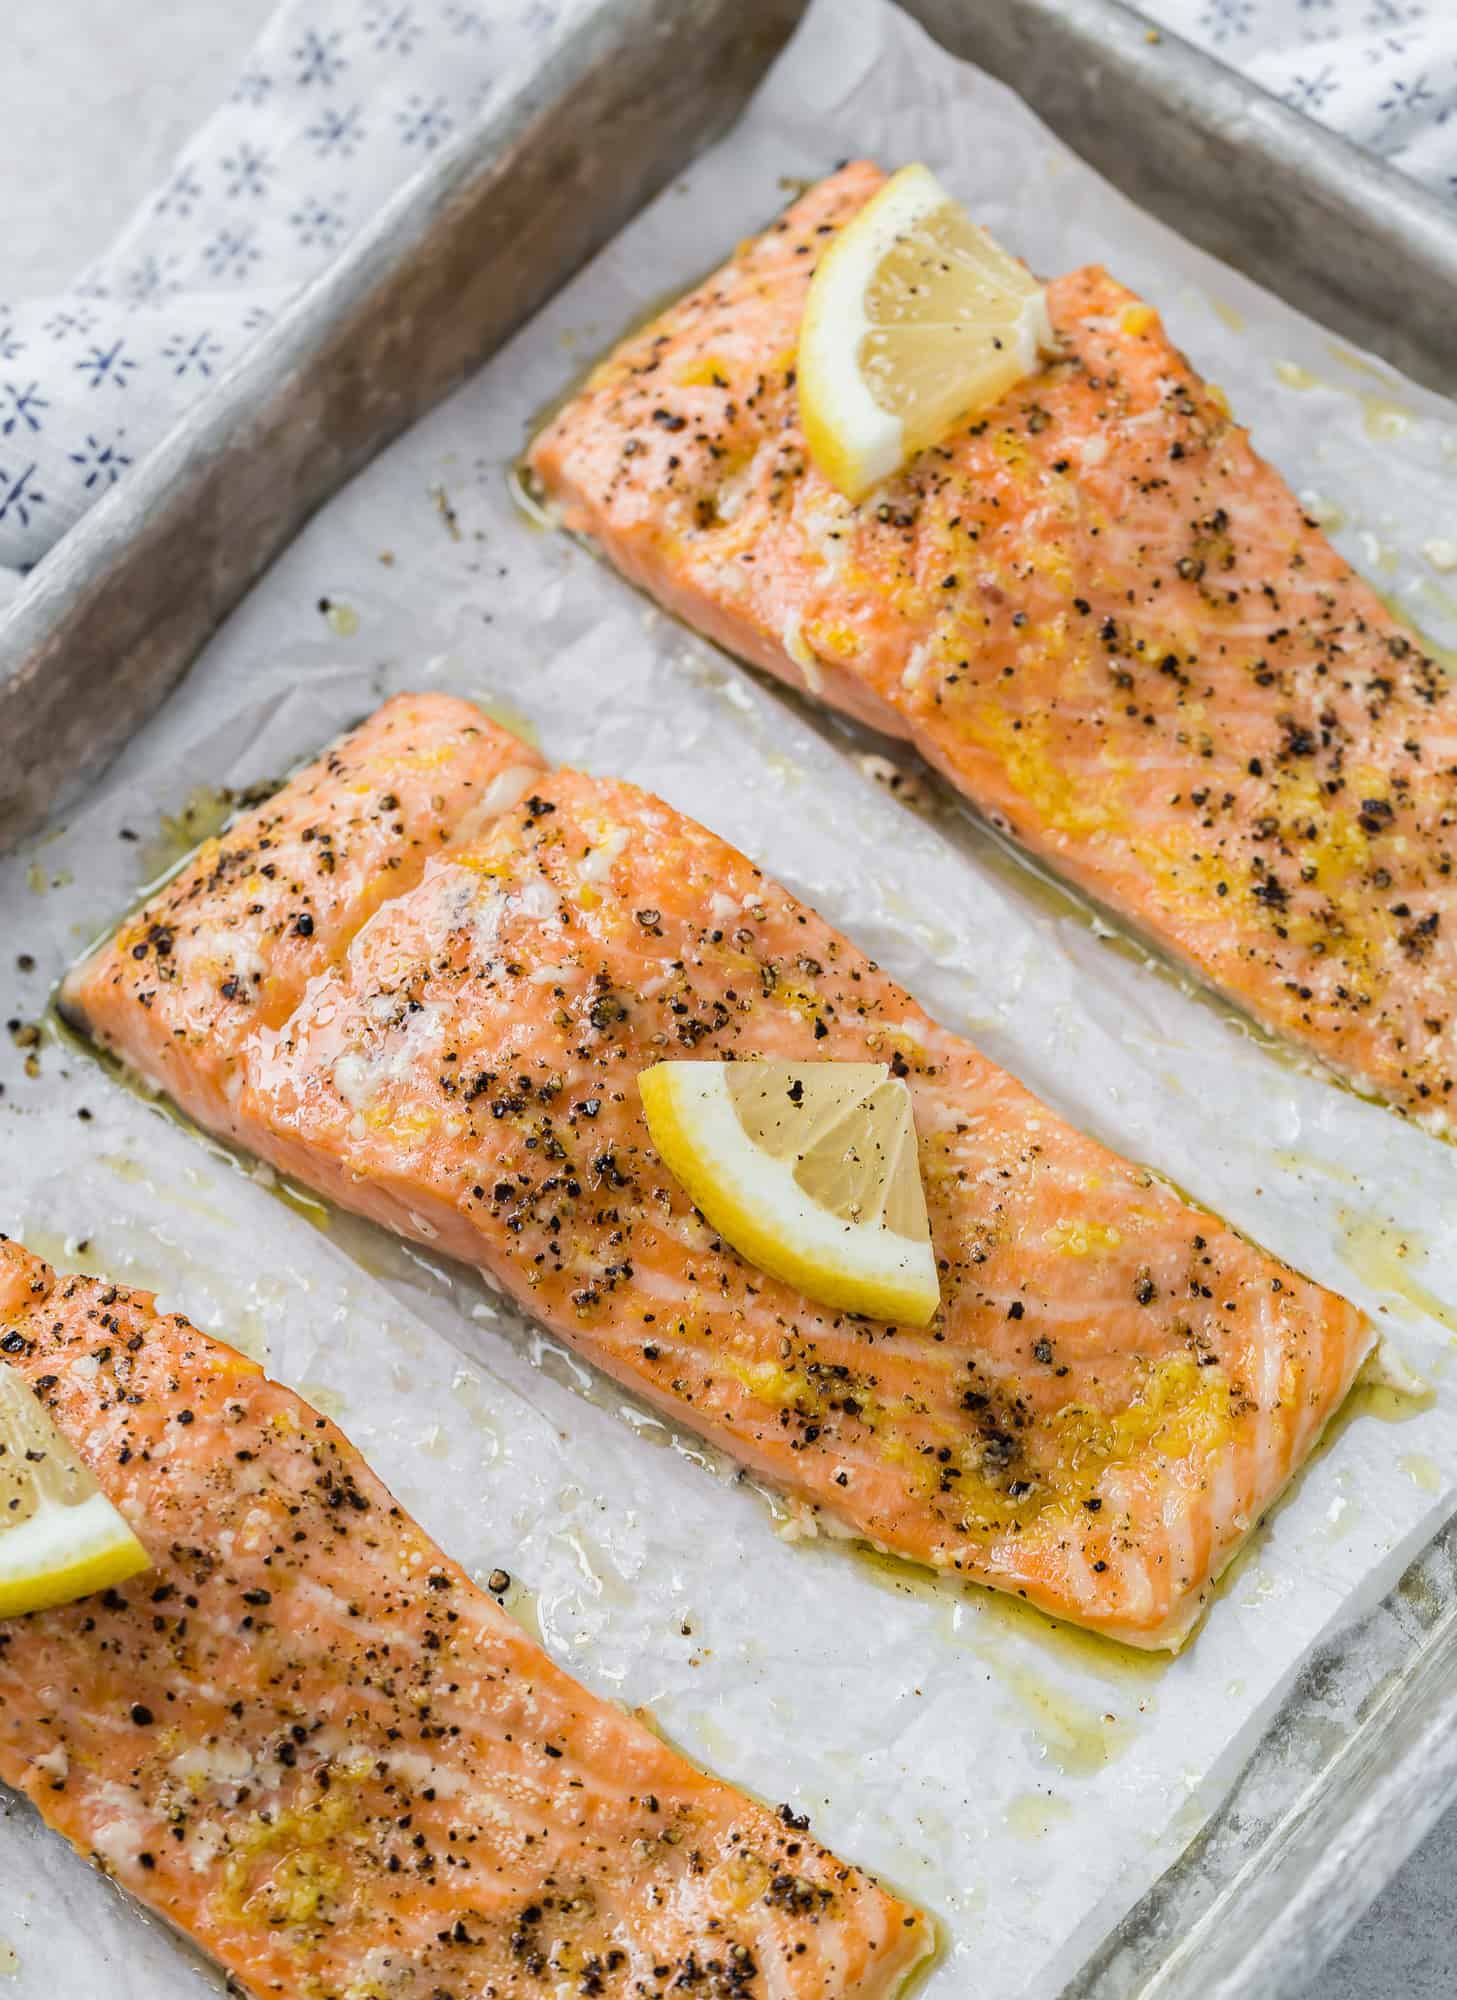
[3,0,1456,852]
[3,3,1457,1996]
[0,0,803,847]
[906,0,1457,399]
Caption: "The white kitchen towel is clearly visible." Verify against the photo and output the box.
[1,0,1453,580]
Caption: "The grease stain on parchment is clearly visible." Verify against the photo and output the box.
[1338,1212,1457,1340]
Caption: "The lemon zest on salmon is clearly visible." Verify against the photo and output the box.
[870,1358,1240,1541]
[1044,1219,1124,1256]
[707,1849,773,1916]
[675,353,731,390]
[964,707,1125,838]
[217,1775,366,1937]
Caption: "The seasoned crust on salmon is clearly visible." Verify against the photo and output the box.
[62,701,1372,1650]
[0,1237,931,2000]
[59,691,547,1141]
[529,161,1457,1132]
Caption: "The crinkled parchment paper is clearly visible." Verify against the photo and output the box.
[2,1,1456,1992]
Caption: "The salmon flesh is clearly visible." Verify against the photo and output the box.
[60,693,1372,1650]
[529,161,1457,1131]
[0,1237,931,1999]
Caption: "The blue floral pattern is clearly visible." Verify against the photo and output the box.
[1147,0,1457,189]
[0,384,47,437]
[69,432,132,491]
[0,0,593,573]
[0,0,1450,576]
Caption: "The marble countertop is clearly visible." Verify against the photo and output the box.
[6,4,1455,1995]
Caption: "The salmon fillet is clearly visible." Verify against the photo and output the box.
[528,161,1457,1131]
[70,690,546,1138]
[61,700,1372,1650]
[0,1238,930,2000]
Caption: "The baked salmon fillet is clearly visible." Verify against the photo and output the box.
[529,162,1457,1131]
[77,689,547,1139]
[0,1238,930,1999]
[61,698,1372,1650]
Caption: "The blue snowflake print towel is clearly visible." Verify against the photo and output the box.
[0,0,1452,582]
[0,0,593,577]
[1154,0,1455,190]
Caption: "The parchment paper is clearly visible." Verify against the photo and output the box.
[2,1,1456,1992]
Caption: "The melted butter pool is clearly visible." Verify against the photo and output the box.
[137,783,239,884]
[1005,1791,1074,1840]
[1338,1212,1457,1339]
[990,1656,1134,1778]
[1400,1452,1442,1495]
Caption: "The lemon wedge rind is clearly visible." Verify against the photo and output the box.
[0,1365,149,1619]
[0,1488,150,1619]
[639,1059,940,1327]
[798,162,1053,501]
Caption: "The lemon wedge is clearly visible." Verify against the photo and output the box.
[0,1364,149,1618]
[639,1060,939,1325]
[798,162,1054,501]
